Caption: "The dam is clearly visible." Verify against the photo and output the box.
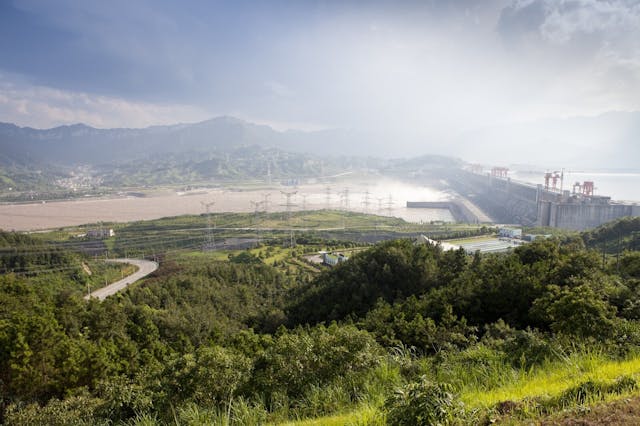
[440,168,640,230]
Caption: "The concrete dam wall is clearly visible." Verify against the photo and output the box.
[538,200,640,230]
[445,169,640,230]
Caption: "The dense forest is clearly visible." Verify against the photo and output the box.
[2,217,640,424]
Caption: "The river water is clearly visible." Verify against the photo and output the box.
[0,178,454,231]
[510,170,640,203]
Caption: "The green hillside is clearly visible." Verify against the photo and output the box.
[2,217,640,425]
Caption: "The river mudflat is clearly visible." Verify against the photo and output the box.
[0,179,454,231]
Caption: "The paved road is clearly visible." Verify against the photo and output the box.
[85,258,158,301]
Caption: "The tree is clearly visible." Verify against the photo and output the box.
[532,284,617,339]
[385,376,462,426]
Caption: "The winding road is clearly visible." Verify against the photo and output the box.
[85,258,158,301]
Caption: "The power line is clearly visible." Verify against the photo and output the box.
[386,194,394,217]
[250,200,264,245]
[361,190,371,213]
[338,187,350,211]
[200,200,216,251]
[280,190,297,223]
[325,186,332,209]
[262,193,271,213]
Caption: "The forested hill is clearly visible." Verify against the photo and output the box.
[288,237,640,341]
[581,216,640,253]
[3,225,640,424]
[0,231,77,276]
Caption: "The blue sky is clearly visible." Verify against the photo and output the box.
[1,0,639,157]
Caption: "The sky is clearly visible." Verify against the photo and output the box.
[1,0,639,161]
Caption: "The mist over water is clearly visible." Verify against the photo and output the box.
[510,170,640,202]
[321,179,454,223]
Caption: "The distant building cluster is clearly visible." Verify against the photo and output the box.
[319,251,348,266]
[498,227,522,239]
[415,235,461,251]
[86,228,115,239]
[522,233,551,242]
[281,178,300,186]
[498,227,552,242]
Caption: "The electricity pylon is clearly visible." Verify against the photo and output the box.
[200,200,216,251]
[280,190,297,223]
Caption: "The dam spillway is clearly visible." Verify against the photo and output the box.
[405,200,486,223]
[443,169,640,230]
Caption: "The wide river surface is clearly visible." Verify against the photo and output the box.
[0,179,455,231]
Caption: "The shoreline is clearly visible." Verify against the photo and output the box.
[0,179,455,231]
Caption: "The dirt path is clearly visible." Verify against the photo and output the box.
[534,395,640,425]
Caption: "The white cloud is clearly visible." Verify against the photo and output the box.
[0,74,210,129]
[495,0,640,121]
[265,81,295,98]
[539,0,640,45]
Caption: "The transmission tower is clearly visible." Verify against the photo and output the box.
[266,161,272,185]
[280,190,298,222]
[385,194,394,217]
[200,200,216,251]
[262,193,271,213]
[344,188,350,210]
[250,200,263,220]
[338,187,350,211]
[325,186,332,209]
[250,200,264,245]
[361,190,371,213]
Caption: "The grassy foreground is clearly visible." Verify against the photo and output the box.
[281,351,640,425]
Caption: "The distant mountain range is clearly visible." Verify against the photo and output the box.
[0,116,352,166]
[2,111,639,169]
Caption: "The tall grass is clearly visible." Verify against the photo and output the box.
[280,349,640,425]
[459,350,640,408]
[275,404,384,426]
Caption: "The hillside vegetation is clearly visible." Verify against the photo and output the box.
[2,217,640,424]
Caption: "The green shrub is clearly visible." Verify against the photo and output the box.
[162,345,252,407]
[229,397,269,425]
[431,345,514,392]
[532,284,617,339]
[483,321,557,368]
[229,251,263,265]
[556,380,605,407]
[4,395,107,426]
[610,375,637,394]
[253,324,382,400]
[553,376,637,409]
[95,375,155,422]
[384,376,463,426]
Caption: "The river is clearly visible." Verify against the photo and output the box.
[510,170,640,202]
[0,178,455,231]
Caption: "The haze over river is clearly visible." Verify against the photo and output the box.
[510,170,640,202]
[0,179,454,231]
